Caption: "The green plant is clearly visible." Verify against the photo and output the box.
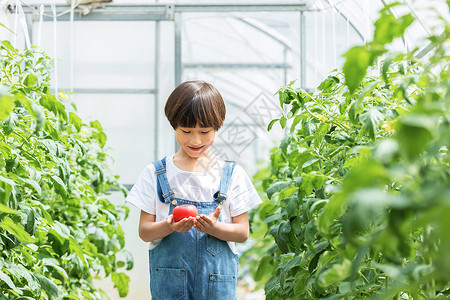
[244,2,449,299]
[0,40,132,299]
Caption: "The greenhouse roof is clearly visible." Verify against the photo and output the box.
[1,0,448,176]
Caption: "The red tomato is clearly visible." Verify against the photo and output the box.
[173,204,198,222]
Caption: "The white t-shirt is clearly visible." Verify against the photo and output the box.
[126,154,262,254]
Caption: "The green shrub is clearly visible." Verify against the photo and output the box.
[245,3,449,299]
[0,41,132,299]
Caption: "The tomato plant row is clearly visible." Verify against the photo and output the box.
[243,3,449,299]
[0,41,132,299]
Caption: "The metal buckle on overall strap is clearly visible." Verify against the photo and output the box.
[163,191,174,199]
[216,192,227,204]
[162,191,177,205]
[155,167,166,176]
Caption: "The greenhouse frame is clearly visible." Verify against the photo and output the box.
[0,0,449,299]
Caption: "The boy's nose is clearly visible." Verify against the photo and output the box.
[190,134,202,145]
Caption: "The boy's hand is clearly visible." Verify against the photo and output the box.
[167,215,195,232]
[194,206,221,234]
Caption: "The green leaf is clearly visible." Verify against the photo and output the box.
[343,46,372,94]
[39,94,56,115]
[381,54,396,82]
[34,273,61,299]
[373,13,414,45]
[317,195,346,237]
[278,186,298,201]
[255,256,273,281]
[266,181,291,199]
[0,91,13,121]
[280,116,287,129]
[13,92,32,114]
[279,134,292,156]
[304,221,317,247]
[122,249,134,271]
[21,178,42,195]
[309,248,326,273]
[401,113,437,132]
[31,101,45,132]
[276,220,291,253]
[300,173,327,198]
[317,75,340,92]
[0,203,19,214]
[0,216,35,243]
[97,131,107,148]
[263,212,283,224]
[267,118,279,131]
[20,205,36,234]
[90,120,103,132]
[278,90,289,108]
[49,221,71,244]
[318,258,352,287]
[69,239,88,267]
[0,24,14,34]
[302,118,317,136]
[355,80,382,113]
[23,74,38,88]
[373,138,399,163]
[302,157,319,168]
[51,175,67,197]
[117,224,125,248]
[0,175,15,205]
[69,112,82,132]
[287,102,301,118]
[359,107,384,140]
[39,94,67,121]
[1,40,17,52]
[111,272,130,297]
[0,141,12,157]
[98,254,112,276]
[265,276,282,298]
[282,196,299,217]
[5,264,40,294]
[2,112,18,135]
[290,114,303,134]
[397,122,432,160]
[0,269,20,294]
[41,139,58,156]
[55,98,68,121]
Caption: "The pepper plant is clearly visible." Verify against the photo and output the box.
[0,40,132,299]
[245,2,449,299]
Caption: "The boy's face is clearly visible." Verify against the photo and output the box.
[175,124,215,159]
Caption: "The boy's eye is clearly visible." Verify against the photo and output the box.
[201,131,211,134]
[181,130,190,133]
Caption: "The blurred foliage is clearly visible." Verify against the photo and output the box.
[243,2,449,299]
[0,40,132,299]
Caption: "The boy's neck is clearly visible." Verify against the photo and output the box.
[173,150,218,172]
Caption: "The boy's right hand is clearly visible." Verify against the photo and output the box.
[166,215,195,232]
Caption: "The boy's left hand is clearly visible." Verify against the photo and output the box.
[194,206,221,234]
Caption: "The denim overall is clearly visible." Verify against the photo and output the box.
[149,157,238,300]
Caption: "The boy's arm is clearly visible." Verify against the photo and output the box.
[138,210,195,242]
[194,207,249,243]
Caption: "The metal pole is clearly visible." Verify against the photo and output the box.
[300,11,306,89]
[283,47,287,85]
[154,10,160,160]
[174,12,182,86]
[174,12,182,152]
[25,13,33,45]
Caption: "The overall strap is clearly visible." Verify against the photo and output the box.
[214,160,237,205]
[152,156,175,204]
